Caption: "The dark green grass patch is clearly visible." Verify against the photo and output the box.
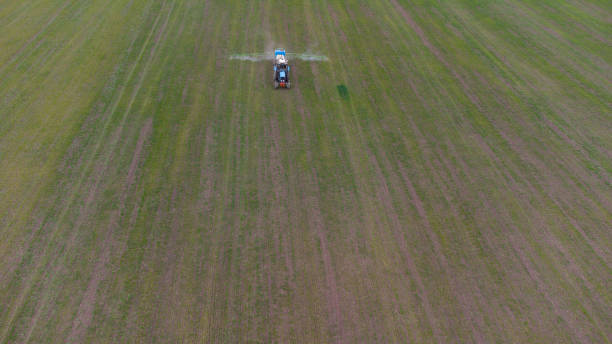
[336,84,349,99]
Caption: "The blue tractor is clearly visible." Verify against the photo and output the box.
[273,49,291,89]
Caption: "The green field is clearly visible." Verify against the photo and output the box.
[1,0,611,342]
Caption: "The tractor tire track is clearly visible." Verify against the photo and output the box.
[293,70,350,341]
[508,226,591,343]
[268,115,298,341]
[0,0,73,78]
[0,0,134,286]
[387,9,608,334]
[203,3,252,335]
[305,170,345,344]
[366,149,443,343]
[390,0,484,114]
[67,117,152,343]
[443,111,608,341]
[356,2,491,340]
[0,3,172,341]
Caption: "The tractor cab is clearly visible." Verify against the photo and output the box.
[278,69,287,81]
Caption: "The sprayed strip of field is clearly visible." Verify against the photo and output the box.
[0,0,610,342]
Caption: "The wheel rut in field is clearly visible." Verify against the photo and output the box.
[67,117,153,343]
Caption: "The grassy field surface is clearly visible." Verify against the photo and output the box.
[1,0,611,342]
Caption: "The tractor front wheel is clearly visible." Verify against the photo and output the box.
[274,81,279,89]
